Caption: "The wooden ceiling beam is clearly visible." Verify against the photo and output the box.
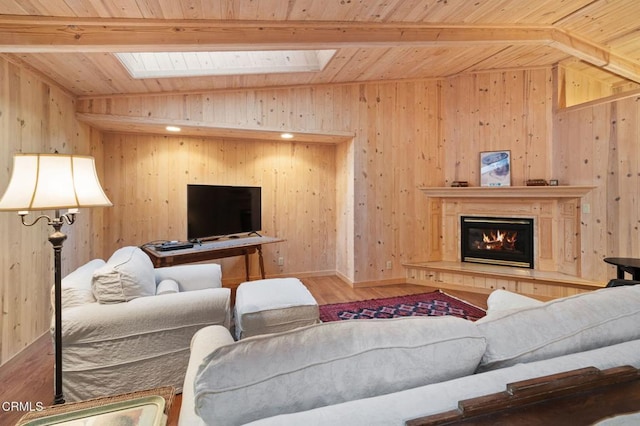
[550,30,640,84]
[0,16,638,83]
[0,16,553,51]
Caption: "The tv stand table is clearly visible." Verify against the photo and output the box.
[142,236,284,281]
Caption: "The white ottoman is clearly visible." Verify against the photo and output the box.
[234,278,319,339]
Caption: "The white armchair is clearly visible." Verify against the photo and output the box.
[54,246,230,401]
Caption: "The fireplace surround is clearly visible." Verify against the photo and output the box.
[405,186,600,299]
[419,185,595,278]
[461,216,534,269]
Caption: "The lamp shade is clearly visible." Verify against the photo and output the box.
[0,154,112,211]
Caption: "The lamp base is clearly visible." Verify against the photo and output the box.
[50,224,67,406]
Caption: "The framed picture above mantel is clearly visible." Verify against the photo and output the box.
[480,150,511,187]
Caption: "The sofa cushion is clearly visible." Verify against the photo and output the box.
[243,339,640,426]
[477,285,640,371]
[92,246,156,304]
[55,259,105,309]
[194,316,486,426]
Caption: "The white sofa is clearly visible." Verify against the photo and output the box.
[55,246,231,401]
[179,285,640,425]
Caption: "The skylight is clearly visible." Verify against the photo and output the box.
[115,50,337,78]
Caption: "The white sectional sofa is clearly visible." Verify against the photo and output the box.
[56,246,231,401]
[179,284,640,425]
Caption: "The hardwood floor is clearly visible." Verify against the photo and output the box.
[0,276,488,426]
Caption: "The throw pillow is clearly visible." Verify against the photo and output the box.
[477,285,640,371]
[53,259,105,310]
[92,246,156,304]
[194,316,486,425]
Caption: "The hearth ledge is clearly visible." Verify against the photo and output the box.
[403,261,604,300]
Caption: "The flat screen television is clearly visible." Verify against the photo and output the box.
[187,184,262,241]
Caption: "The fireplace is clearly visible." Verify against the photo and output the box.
[461,216,534,269]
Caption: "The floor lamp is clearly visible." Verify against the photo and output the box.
[0,153,112,405]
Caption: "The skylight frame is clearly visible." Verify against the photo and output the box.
[115,50,337,78]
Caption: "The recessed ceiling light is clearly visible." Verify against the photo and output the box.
[166,126,181,132]
[280,133,294,139]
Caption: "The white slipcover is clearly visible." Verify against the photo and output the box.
[179,285,640,426]
[192,316,486,425]
[234,278,319,339]
[55,249,230,401]
[476,285,640,371]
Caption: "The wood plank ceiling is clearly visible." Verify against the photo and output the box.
[0,0,638,98]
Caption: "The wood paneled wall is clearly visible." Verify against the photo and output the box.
[334,139,355,281]
[554,92,640,281]
[78,80,443,284]
[5,59,637,366]
[100,133,338,281]
[438,69,640,281]
[0,55,105,366]
[558,65,640,108]
[441,70,554,186]
[559,66,617,108]
[77,70,557,284]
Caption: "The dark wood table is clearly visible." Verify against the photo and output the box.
[604,257,640,281]
[142,236,284,281]
[407,366,640,426]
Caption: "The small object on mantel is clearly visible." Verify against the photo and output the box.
[451,181,469,187]
[526,179,548,186]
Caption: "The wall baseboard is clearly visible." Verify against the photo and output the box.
[351,277,406,288]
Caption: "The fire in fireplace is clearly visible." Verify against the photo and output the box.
[461,216,534,268]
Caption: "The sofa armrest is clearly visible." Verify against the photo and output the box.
[179,326,235,426]
[60,288,231,343]
[154,263,222,292]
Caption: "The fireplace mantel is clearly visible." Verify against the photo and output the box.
[420,185,595,199]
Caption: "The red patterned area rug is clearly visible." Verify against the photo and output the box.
[319,290,486,322]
